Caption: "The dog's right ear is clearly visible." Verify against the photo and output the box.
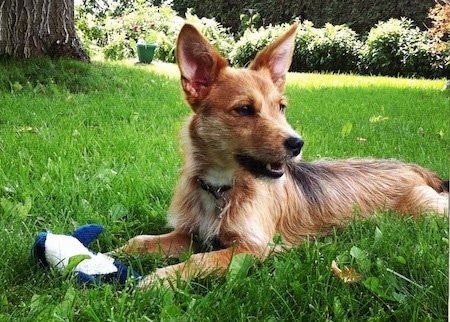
[176,24,228,109]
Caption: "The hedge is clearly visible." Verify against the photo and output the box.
[172,0,436,35]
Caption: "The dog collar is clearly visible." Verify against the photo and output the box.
[196,178,231,218]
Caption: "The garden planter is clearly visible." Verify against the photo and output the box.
[137,43,157,63]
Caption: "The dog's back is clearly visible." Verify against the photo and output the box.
[284,159,448,232]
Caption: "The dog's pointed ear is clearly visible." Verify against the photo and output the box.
[176,24,228,109]
[249,23,298,92]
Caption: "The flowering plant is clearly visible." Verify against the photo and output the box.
[132,23,159,44]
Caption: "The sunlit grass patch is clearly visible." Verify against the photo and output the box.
[0,57,447,321]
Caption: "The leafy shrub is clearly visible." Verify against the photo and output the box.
[138,5,184,63]
[101,2,183,62]
[76,1,233,63]
[230,25,286,67]
[172,0,436,35]
[362,18,436,78]
[231,22,362,73]
[103,34,134,60]
[294,22,362,73]
[238,10,262,37]
[289,21,315,72]
[427,1,450,77]
[183,10,235,60]
[75,7,108,57]
[76,2,447,79]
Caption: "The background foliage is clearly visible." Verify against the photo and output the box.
[231,22,363,74]
[76,1,450,78]
[172,0,436,35]
[362,18,438,78]
[428,2,450,72]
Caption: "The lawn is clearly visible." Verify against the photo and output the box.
[0,57,448,321]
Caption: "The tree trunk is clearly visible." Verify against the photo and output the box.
[0,0,90,61]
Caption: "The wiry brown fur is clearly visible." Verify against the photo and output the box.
[117,23,449,288]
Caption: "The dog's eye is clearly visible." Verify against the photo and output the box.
[280,104,287,113]
[235,105,255,116]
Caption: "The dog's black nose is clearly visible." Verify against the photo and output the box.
[285,136,304,156]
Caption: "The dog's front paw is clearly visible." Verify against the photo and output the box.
[112,236,151,255]
[138,265,183,289]
[138,273,173,289]
[137,274,157,290]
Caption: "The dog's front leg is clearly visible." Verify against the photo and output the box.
[139,245,250,289]
[115,229,194,258]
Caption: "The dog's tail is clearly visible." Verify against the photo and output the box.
[433,178,449,193]
[417,165,449,193]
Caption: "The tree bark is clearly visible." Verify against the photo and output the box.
[0,0,90,61]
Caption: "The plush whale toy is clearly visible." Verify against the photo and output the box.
[32,224,140,286]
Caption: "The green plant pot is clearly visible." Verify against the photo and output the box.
[137,43,157,63]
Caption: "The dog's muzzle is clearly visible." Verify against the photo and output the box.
[235,136,304,179]
[285,136,304,157]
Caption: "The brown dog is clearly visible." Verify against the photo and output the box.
[118,23,449,288]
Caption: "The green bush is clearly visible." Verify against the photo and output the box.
[231,22,362,73]
[76,3,448,79]
[102,3,183,62]
[230,25,286,67]
[76,2,233,63]
[428,2,450,78]
[103,34,134,60]
[294,22,362,73]
[362,18,436,78]
[75,7,108,57]
[183,10,235,61]
[172,0,436,35]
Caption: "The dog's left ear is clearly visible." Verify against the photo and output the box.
[249,23,298,92]
[176,23,228,110]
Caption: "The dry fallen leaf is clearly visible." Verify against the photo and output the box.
[331,260,362,284]
[356,137,367,143]
[18,126,33,132]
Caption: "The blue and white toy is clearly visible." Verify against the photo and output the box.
[32,224,140,286]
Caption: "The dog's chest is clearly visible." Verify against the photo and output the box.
[196,180,274,249]
[197,167,234,220]
[197,187,226,241]
[203,167,234,188]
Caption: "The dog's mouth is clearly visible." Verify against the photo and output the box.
[235,155,285,178]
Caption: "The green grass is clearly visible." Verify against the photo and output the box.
[0,57,448,321]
